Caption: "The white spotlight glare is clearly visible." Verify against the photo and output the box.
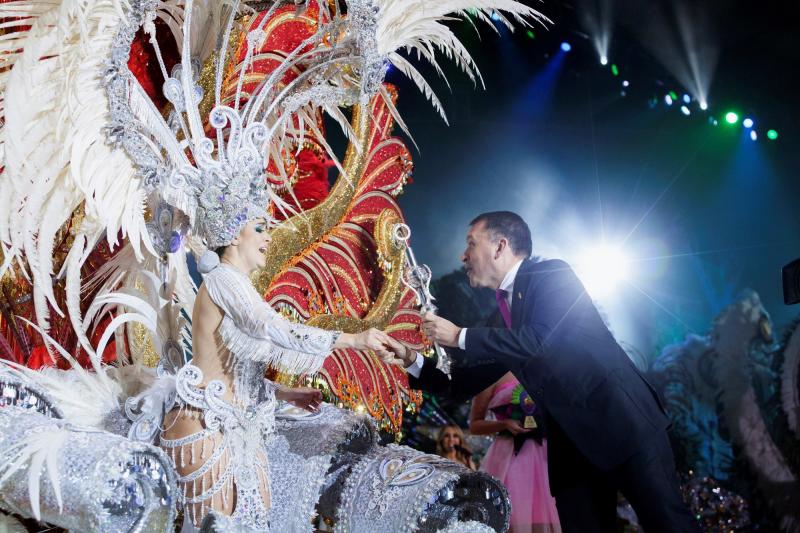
[750,130,758,141]
[680,105,690,116]
[683,94,691,104]
[699,101,708,111]
[577,245,631,299]
[664,94,673,106]
[600,55,608,66]
[743,118,754,129]
[622,80,629,87]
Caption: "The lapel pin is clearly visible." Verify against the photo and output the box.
[517,292,522,299]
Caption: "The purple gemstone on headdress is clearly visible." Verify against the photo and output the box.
[168,231,183,253]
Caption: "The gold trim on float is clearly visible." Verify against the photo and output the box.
[253,102,370,292]
[305,209,407,333]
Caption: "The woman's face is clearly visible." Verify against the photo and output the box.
[233,218,271,271]
[441,428,461,452]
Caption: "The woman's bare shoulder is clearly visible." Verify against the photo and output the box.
[193,283,223,328]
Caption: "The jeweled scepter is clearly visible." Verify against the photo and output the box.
[393,223,452,376]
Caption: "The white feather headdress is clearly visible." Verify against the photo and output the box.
[0,0,545,368]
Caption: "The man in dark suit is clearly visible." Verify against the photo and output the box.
[386,211,698,533]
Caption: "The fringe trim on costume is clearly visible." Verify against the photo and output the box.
[217,316,327,377]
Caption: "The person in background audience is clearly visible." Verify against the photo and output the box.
[436,423,477,470]
[470,372,561,533]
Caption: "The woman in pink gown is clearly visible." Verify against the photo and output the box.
[470,372,561,533]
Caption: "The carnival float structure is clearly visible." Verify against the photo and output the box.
[0,0,546,531]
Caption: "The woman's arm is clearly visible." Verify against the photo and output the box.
[273,383,323,412]
[468,383,507,436]
[333,329,394,354]
[204,267,393,357]
[468,377,531,436]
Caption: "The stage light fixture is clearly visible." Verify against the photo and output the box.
[664,94,673,106]
[767,129,778,140]
[699,101,709,111]
[725,112,739,125]
[611,64,619,77]
[526,30,535,39]
[683,94,691,104]
[743,118,754,128]
[750,130,758,141]
[622,80,629,87]
[680,105,690,116]
[600,55,608,66]
[561,42,572,52]
[668,91,678,101]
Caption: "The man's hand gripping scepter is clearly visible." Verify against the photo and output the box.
[393,223,453,377]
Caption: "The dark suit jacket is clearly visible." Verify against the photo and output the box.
[409,258,669,494]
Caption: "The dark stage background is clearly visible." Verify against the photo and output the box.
[371,0,800,359]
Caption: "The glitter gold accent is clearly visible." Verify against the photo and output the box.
[253,103,371,292]
[131,322,160,367]
[127,279,159,367]
[65,204,86,251]
[196,15,249,124]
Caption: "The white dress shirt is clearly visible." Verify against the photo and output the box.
[406,259,524,378]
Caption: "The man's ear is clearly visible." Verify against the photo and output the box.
[494,238,508,259]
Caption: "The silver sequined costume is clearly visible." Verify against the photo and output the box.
[160,264,340,529]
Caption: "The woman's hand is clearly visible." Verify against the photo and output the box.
[277,387,323,413]
[351,328,393,352]
[502,419,532,436]
[334,328,394,357]
[379,336,416,367]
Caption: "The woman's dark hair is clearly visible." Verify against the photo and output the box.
[469,211,532,258]
[213,246,228,259]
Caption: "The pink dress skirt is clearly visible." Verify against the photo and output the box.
[479,379,561,533]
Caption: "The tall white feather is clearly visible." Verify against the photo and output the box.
[374,0,547,119]
[1,0,154,358]
[0,425,69,521]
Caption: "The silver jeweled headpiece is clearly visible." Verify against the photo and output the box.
[102,0,543,257]
[187,107,272,250]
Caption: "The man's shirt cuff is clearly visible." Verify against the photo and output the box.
[406,352,424,378]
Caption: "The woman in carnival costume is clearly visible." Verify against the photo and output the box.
[161,209,392,529]
[0,1,544,531]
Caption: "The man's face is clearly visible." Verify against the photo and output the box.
[461,222,497,288]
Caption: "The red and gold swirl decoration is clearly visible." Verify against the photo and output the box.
[213,5,425,433]
[0,216,119,369]
[0,4,428,434]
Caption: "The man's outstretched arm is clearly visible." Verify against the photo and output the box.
[423,266,588,369]
[386,342,507,402]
